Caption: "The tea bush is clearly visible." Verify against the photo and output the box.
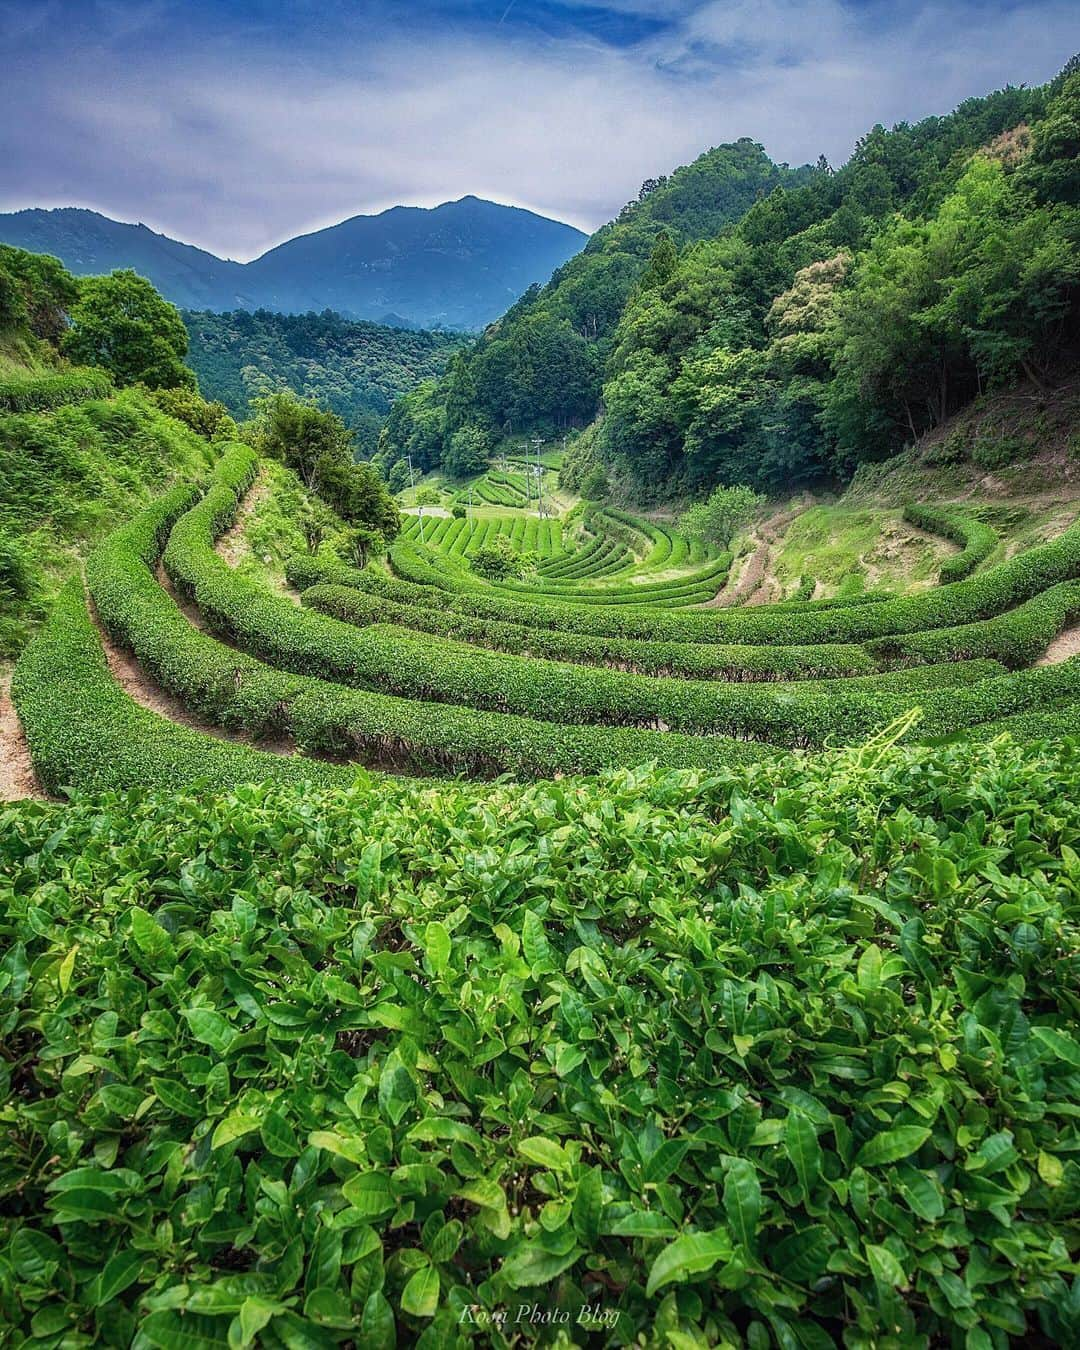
[1,741,1078,1345]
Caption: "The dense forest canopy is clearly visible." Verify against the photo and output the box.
[374,138,809,480]
[182,308,466,457]
[380,67,1080,501]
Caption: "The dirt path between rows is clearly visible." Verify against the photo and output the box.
[90,597,297,756]
[1037,626,1080,666]
[217,468,271,568]
[0,672,44,802]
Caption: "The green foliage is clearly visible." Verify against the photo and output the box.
[0,243,78,342]
[1016,72,1080,205]
[254,390,400,538]
[442,424,490,478]
[182,308,465,454]
[469,535,533,580]
[63,270,194,390]
[681,484,765,549]
[147,384,236,440]
[0,387,212,652]
[1,740,1079,1342]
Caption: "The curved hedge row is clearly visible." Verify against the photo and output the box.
[0,365,114,413]
[11,579,348,795]
[159,449,1080,749]
[300,578,1012,686]
[867,581,1080,668]
[82,460,774,776]
[393,514,1080,647]
[904,501,998,583]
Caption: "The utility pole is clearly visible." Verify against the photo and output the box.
[406,453,425,544]
[532,436,544,518]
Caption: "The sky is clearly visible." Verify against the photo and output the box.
[1,0,1077,260]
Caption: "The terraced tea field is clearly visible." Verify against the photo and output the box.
[8,441,1080,794]
[4,437,1080,1348]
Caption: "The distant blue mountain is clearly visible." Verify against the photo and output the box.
[0,197,587,330]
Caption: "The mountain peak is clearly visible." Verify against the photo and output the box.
[0,199,587,330]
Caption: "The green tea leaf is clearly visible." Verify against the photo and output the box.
[261,1109,300,1158]
[572,1166,604,1246]
[499,1242,583,1289]
[784,1111,822,1203]
[91,1248,144,1307]
[722,1158,761,1253]
[182,1008,235,1056]
[855,1125,931,1168]
[211,1113,261,1150]
[646,1231,733,1297]
[400,1264,440,1317]
[423,921,451,977]
[151,1077,203,1118]
[517,1136,571,1172]
[1032,1025,1080,1068]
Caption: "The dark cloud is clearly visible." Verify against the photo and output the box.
[1,0,1076,257]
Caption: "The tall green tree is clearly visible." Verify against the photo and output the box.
[256,390,400,537]
[63,270,193,389]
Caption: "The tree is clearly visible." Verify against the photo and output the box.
[387,460,411,494]
[256,391,353,489]
[470,535,535,579]
[0,245,78,342]
[1016,73,1080,206]
[63,270,193,388]
[415,486,442,507]
[680,484,764,549]
[580,466,609,500]
[443,425,490,479]
[256,390,400,537]
[639,232,678,292]
[339,524,385,569]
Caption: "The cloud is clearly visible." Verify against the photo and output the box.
[0,0,1076,258]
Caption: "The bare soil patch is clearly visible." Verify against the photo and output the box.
[91,602,297,756]
[709,505,805,608]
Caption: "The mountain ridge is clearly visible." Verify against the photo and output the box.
[0,198,587,330]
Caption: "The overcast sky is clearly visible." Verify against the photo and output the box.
[1,0,1077,260]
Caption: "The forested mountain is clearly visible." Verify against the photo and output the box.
[0,209,246,311]
[246,198,587,330]
[183,309,466,454]
[0,198,587,330]
[380,68,1080,500]
[376,138,810,479]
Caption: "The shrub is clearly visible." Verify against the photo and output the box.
[471,535,530,579]
[903,501,998,583]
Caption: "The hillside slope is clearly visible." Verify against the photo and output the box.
[0,198,588,329]
[380,68,1079,505]
[182,308,466,452]
[0,246,215,658]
